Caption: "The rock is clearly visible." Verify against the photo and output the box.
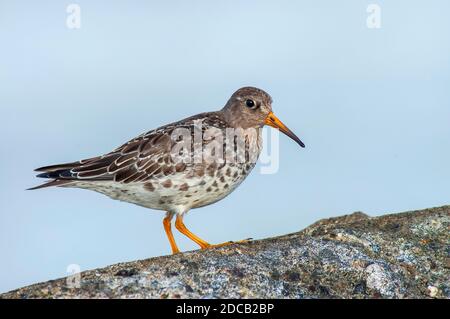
[364,264,395,297]
[1,205,449,299]
[427,286,439,298]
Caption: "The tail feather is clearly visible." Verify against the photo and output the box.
[29,163,79,190]
[30,155,112,190]
[36,169,74,179]
[34,156,102,172]
[27,179,74,190]
[34,162,81,172]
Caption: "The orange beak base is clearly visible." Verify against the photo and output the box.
[265,112,305,148]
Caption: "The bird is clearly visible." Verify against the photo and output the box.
[30,87,305,254]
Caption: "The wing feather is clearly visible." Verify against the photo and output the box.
[32,112,229,188]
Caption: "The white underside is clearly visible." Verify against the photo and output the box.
[63,163,252,215]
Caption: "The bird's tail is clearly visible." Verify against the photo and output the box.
[34,162,81,173]
[27,179,74,190]
[28,161,81,190]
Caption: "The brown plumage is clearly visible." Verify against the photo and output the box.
[31,87,305,254]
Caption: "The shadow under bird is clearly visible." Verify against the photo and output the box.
[31,87,305,254]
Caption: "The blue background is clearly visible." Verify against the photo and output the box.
[1,0,449,293]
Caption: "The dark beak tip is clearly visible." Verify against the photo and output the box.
[291,136,305,148]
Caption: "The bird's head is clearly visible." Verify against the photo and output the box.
[222,86,305,148]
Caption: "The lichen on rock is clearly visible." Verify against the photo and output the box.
[1,205,449,299]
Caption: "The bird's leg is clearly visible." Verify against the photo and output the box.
[175,214,211,249]
[175,214,251,250]
[163,212,180,254]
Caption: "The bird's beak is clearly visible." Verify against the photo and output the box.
[264,112,305,148]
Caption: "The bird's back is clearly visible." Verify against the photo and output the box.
[31,111,263,213]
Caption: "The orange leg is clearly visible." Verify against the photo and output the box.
[163,213,180,254]
[175,214,252,250]
[175,214,211,249]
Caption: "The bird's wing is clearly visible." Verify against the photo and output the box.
[35,130,180,183]
[33,112,227,184]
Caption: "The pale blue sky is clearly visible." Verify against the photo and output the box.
[1,1,449,293]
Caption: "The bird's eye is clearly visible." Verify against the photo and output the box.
[245,99,256,108]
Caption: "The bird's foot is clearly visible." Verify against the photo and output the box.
[204,238,253,249]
